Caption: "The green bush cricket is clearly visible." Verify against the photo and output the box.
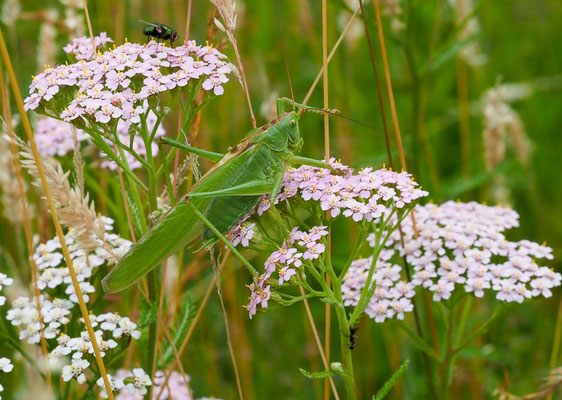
[102,98,335,293]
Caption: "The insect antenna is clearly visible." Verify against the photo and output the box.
[274,0,295,109]
[299,105,381,132]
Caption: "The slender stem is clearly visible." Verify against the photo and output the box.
[140,114,161,399]
[337,230,367,282]
[298,286,341,400]
[455,295,473,347]
[158,251,230,397]
[158,141,176,205]
[547,298,562,400]
[302,5,361,106]
[440,305,456,400]
[335,306,356,400]
[110,130,148,232]
[210,251,245,399]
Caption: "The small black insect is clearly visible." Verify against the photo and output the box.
[349,325,359,350]
[142,21,179,47]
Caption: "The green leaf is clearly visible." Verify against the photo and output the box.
[158,292,196,368]
[373,359,409,400]
[299,368,336,380]
[126,190,144,239]
[424,34,478,73]
[299,362,345,380]
[138,299,158,329]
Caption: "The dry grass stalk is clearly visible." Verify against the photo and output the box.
[209,0,256,128]
[14,137,118,262]
[494,366,562,400]
[72,126,85,196]
[0,125,29,225]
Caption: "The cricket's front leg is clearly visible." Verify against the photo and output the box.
[160,137,224,162]
[288,154,328,169]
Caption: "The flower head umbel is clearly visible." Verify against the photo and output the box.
[25,34,232,132]
[377,201,559,303]
[273,161,428,217]
[236,160,428,318]
[124,368,152,397]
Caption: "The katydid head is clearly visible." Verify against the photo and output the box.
[278,111,302,152]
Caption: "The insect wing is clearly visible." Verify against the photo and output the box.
[102,143,277,293]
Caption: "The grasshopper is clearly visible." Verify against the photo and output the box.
[102,98,332,293]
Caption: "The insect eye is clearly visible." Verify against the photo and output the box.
[289,119,296,127]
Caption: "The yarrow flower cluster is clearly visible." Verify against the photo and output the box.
[265,160,428,219]
[109,369,220,399]
[226,221,255,248]
[7,296,74,344]
[342,255,415,323]
[341,201,560,318]
[25,34,232,131]
[52,312,141,361]
[33,216,132,303]
[382,201,560,303]
[228,160,428,250]
[34,115,165,170]
[6,217,133,345]
[97,368,151,398]
[246,226,329,318]
[35,117,89,157]
[230,160,428,318]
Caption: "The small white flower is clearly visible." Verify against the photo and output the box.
[62,359,89,383]
[0,273,14,290]
[0,358,14,373]
[114,317,141,339]
[125,368,151,396]
[96,374,124,399]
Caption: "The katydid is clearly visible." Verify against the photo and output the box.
[102,98,329,293]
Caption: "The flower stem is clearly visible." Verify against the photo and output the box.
[440,305,455,400]
[335,306,356,400]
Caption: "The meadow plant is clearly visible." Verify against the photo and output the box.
[1,3,560,400]
[226,161,428,397]
[225,166,559,398]
[0,32,235,399]
[24,33,233,201]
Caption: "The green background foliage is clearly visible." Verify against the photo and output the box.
[1,0,561,398]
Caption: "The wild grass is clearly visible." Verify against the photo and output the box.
[0,0,561,399]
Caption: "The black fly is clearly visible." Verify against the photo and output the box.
[141,21,179,47]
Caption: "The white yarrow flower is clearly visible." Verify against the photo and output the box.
[62,359,89,384]
[0,358,14,373]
